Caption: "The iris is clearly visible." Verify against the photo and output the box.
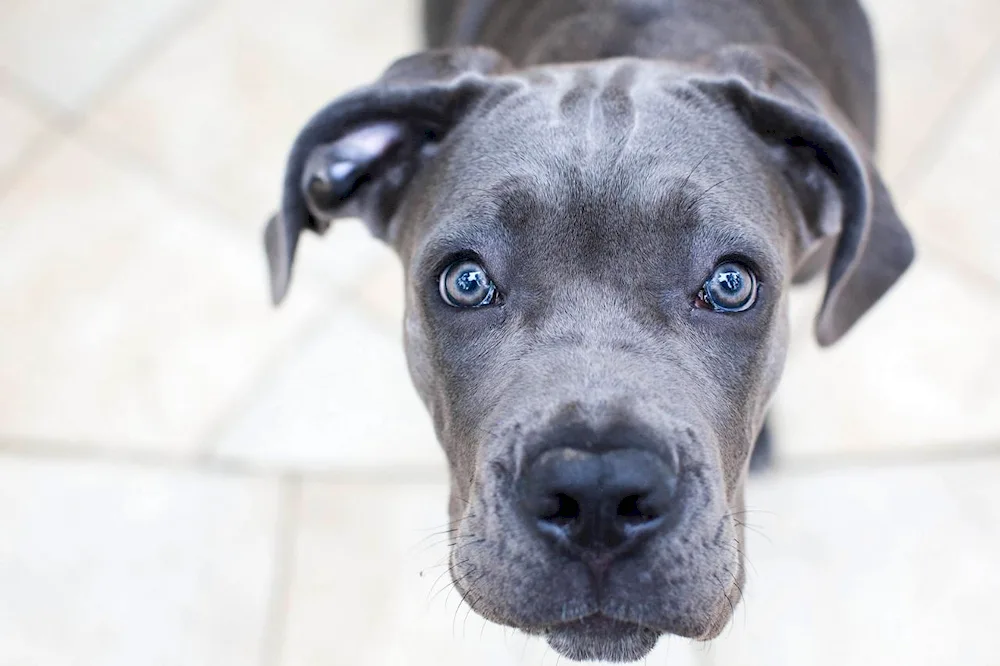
[439,260,497,308]
[701,262,758,312]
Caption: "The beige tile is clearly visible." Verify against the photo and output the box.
[0,456,280,666]
[0,0,198,110]
[772,248,1000,459]
[0,137,324,452]
[279,480,703,666]
[862,0,1000,184]
[705,459,1000,666]
[86,0,420,231]
[0,91,47,176]
[351,249,407,332]
[211,304,441,471]
[901,54,1000,270]
[293,218,403,308]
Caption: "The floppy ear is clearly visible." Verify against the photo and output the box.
[264,47,512,305]
[691,45,914,346]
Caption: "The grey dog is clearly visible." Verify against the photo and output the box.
[263,0,914,661]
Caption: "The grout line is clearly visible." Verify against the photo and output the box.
[0,0,219,205]
[0,65,76,126]
[0,69,258,242]
[892,32,1000,200]
[0,0,218,131]
[77,125,402,316]
[191,294,375,461]
[0,435,199,468]
[1,430,998,484]
[70,0,221,121]
[192,271,404,462]
[190,305,340,462]
[922,234,1000,290]
[0,67,72,202]
[75,111,296,246]
[768,439,1000,476]
[0,435,449,485]
[0,129,63,204]
[75,124,254,229]
[258,475,303,666]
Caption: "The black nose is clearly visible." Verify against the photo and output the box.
[519,447,679,555]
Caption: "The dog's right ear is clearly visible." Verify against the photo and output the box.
[264,47,512,305]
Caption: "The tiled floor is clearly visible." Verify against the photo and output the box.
[0,1,998,665]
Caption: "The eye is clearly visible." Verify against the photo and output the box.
[439,260,498,308]
[697,261,758,313]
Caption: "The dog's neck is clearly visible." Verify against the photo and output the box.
[455,0,771,65]
[443,0,877,146]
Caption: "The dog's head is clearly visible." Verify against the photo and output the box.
[264,46,912,662]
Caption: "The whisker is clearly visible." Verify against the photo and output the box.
[734,519,772,544]
[459,567,489,640]
[453,571,489,638]
[680,151,711,191]
[415,532,482,554]
[728,567,748,628]
[413,515,466,533]
[733,538,759,578]
[686,173,747,211]
[425,557,470,601]
[444,564,484,610]
[724,508,777,518]
[413,525,460,544]
[420,534,483,568]
[432,564,478,605]
[713,573,736,635]
[462,592,480,638]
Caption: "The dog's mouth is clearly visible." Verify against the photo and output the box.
[544,614,659,662]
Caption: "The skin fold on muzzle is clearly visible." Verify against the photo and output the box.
[261,1,914,661]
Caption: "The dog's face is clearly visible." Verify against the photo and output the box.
[265,47,912,662]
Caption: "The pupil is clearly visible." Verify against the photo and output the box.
[719,271,742,293]
[456,270,482,293]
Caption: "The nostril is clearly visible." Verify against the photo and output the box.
[616,494,660,526]
[616,494,641,521]
[521,444,679,553]
[540,493,580,527]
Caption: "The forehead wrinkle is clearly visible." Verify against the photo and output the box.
[671,161,787,277]
[599,167,780,275]
[431,61,781,261]
[557,67,599,126]
[425,174,544,250]
[597,62,639,139]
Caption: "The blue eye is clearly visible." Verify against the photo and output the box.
[699,261,758,312]
[439,260,497,308]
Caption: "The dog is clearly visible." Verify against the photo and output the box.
[263,0,914,661]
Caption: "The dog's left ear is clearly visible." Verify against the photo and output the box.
[264,47,513,305]
[692,45,914,346]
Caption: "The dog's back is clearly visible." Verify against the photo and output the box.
[425,0,878,145]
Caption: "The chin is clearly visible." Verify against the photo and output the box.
[544,615,661,663]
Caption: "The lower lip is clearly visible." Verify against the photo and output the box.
[544,614,659,661]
